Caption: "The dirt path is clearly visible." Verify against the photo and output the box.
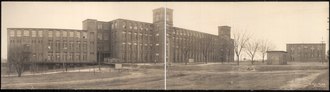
[279,71,324,90]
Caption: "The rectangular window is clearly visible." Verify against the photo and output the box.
[23,30,29,36]
[48,31,53,37]
[97,33,102,40]
[38,31,43,37]
[31,31,36,37]
[69,31,74,37]
[17,30,22,37]
[97,23,102,30]
[82,32,87,39]
[90,32,94,39]
[9,31,15,37]
[63,31,67,37]
[76,31,80,38]
[56,31,60,37]
[104,34,109,40]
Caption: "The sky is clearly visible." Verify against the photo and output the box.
[1,2,329,60]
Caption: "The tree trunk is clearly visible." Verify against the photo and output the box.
[17,66,23,77]
[262,54,265,63]
[236,55,240,65]
[65,64,68,72]
[98,62,101,71]
[185,57,187,65]
[205,56,208,64]
[251,58,254,65]
[18,72,22,77]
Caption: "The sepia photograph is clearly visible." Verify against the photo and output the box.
[1,1,329,90]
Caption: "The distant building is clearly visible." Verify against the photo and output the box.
[286,43,326,62]
[267,51,288,65]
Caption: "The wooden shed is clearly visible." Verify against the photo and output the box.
[266,51,288,65]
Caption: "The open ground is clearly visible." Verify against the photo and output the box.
[1,62,329,90]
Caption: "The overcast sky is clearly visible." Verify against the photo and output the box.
[1,2,329,60]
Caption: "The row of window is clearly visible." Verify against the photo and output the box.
[97,21,152,31]
[290,47,323,50]
[119,21,152,31]
[47,53,89,61]
[9,30,43,37]
[9,30,89,39]
[167,30,208,38]
[48,31,88,38]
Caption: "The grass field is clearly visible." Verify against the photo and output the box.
[1,62,328,90]
[166,63,329,90]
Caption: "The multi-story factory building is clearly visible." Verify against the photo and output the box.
[165,8,234,63]
[286,43,326,62]
[7,7,234,65]
[7,28,97,64]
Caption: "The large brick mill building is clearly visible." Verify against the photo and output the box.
[286,43,326,62]
[7,7,234,67]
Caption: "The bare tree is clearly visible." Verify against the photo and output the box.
[8,44,31,77]
[259,39,275,63]
[233,31,251,65]
[245,39,260,65]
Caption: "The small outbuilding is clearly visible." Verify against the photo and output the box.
[266,51,288,65]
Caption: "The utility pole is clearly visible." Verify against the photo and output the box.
[321,37,325,64]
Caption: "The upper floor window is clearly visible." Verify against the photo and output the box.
[16,30,20,37]
[55,31,60,37]
[63,31,67,37]
[76,31,81,38]
[82,32,87,39]
[111,23,115,29]
[48,31,53,37]
[104,34,109,40]
[97,33,102,40]
[90,32,94,39]
[38,31,43,37]
[31,31,36,37]
[97,23,103,30]
[69,31,74,37]
[9,31,15,37]
[23,30,29,36]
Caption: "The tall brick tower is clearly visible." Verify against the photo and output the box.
[218,26,234,62]
[152,7,173,63]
